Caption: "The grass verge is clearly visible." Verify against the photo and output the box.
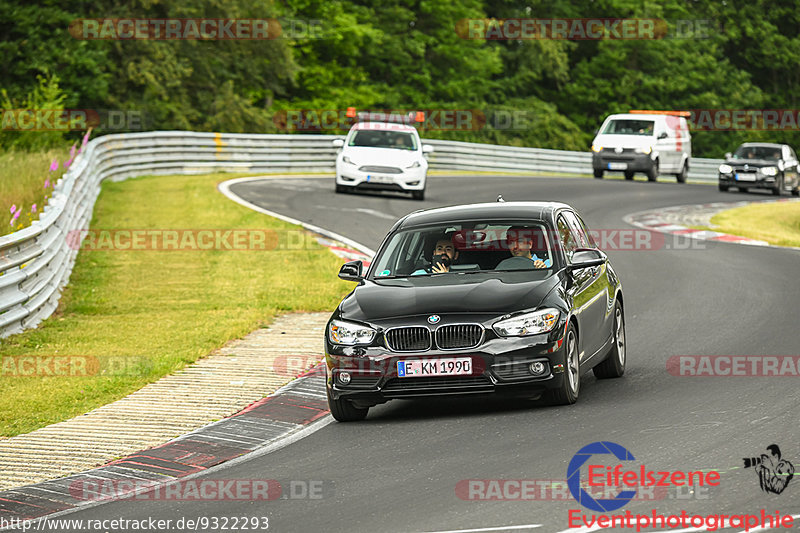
[0,149,67,236]
[707,201,800,247]
[0,172,353,437]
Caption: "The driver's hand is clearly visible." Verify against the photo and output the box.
[533,259,546,268]
[431,262,448,273]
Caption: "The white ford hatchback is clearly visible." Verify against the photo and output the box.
[333,112,434,200]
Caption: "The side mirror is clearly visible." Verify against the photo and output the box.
[422,144,434,154]
[332,139,344,148]
[658,132,669,140]
[338,260,363,281]
[725,152,732,159]
[567,249,606,272]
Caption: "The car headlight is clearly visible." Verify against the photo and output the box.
[591,145,603,152]
[761,166,778,176]
[342,156,357,165]
[493,308,560,337]
[719,164,732,174]
[406,161,421,168]
[635,146,652,154]
[328,319,376,345]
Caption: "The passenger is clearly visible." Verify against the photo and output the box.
[496,227,551,270]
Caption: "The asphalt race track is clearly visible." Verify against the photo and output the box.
[54,176,800,532]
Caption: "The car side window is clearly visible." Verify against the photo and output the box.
[563,211,593,249]
[557,215,579,263]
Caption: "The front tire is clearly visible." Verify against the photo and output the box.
[546,323,580,405]
[737,187,749,193]
[675,161,688,183]
[412,189,425,201]
[327,385,368,422]
[335,184,348,194]
[646,159,659,182]
[718,183,729,192]
[772,176,783,196]
[594,169,604,179]
[624,170,634,180]
[791,188,799,197]
[593,302,626,379]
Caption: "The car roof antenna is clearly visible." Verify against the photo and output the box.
[497,194,505,202]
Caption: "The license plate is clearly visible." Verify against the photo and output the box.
[735,173,756,181]
[367,174,393,183]
[608,162,627,170]
[397,357,472,378]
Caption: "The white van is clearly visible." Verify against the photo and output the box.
[591,111,691,183]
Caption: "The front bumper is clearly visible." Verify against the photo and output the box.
[718,171,778,189]
[336,164,427,191]
[325,322,569,406]
[592,152,654,172]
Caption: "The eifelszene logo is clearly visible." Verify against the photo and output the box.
[567,441,721,512]
[567,441,637,512]
[743,444,795,495]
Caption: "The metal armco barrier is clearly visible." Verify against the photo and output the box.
[0,131,724,338]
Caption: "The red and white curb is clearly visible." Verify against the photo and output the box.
[624,198,800,250]
[0,176,382,527]
[0,366,331,526]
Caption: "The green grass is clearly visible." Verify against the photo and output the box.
[0,149,68,236]
[0,172,353,437]
[708,201,800,247]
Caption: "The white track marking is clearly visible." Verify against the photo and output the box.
[421,525,542,533]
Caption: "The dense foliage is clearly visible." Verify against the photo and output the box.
[2,0,798,156]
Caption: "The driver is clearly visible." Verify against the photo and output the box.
[412,235,459,274]
[496,227,551,270]
[393,135,409,149]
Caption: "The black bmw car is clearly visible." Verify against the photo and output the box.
[325,201,626,421]
[718,142,800,195]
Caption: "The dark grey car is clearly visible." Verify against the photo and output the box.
[718,143,800,195]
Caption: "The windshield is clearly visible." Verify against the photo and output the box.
[602,119,655,136]
[733,145,781,160]
[348,130,418,150]
[370,221,555,279]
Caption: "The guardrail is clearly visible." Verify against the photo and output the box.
[0,131,724,338]
[425,138,722,181]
